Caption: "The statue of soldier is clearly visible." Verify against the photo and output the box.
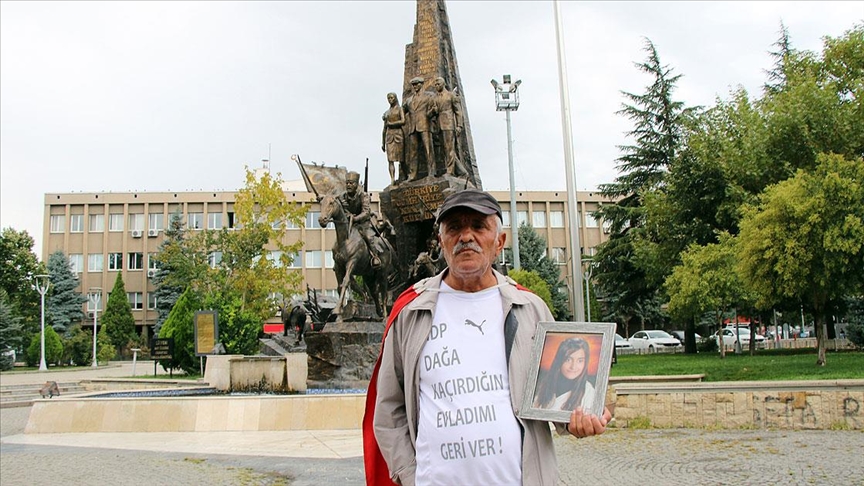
[338,171,381,268]
[432,76,468,177]
[402,77,436,181]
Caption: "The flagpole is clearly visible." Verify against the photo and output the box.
[553,0,585,321]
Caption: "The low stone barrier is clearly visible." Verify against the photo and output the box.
[611,380,864,430]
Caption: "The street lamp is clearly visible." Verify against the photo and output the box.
[34,274,51,371]
[582,259,594,322]
[491,74,522,270]
[88,288,102,368]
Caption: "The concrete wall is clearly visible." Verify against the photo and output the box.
[611,380,864,430]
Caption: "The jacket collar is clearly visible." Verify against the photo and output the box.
[409,268,533,310]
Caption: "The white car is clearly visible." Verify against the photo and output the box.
[615,333,632,349]
[713,327,766,348]
[627,330,682,352]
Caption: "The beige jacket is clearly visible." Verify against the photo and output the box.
[373,270,561,486]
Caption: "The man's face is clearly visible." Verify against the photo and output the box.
[434,79,444,92]
[412,82,422,93]
[438,209,505,283]
[346,180,358,194]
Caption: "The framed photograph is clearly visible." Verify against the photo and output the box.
[518,321,616,423]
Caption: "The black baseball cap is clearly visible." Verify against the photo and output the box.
[435,188,503,224]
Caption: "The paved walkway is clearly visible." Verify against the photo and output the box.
[2,364,863,485]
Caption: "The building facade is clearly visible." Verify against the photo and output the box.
[43,186,615,338]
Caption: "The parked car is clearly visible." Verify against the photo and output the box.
[615,333,632,349]
[670,330,702,343]
[712,327,766,348]
[627,330,682,352]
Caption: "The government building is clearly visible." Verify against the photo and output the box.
[43,181,615,339]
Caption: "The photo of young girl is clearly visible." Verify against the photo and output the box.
[532,334,601,411]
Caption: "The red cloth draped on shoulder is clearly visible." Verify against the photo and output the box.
[362,286,420,486]
[362,281,533,485]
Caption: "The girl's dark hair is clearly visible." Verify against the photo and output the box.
[534,337,590,410]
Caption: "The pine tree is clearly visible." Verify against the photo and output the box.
[517,224,570,320]
[45,250,86,335]
[0,290,24,370]
[102,272,137,355]
[152,212,188,335]
[157,287,199,374]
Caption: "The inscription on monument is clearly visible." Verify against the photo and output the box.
[391,183,446,223]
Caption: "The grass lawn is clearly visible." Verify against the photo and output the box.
[611,348,864,381]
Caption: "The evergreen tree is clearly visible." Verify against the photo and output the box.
[517,224,570,320]
[157,287,199,374]
[25,325,63,367]
[593,38,694,333]
[152,212,188,335]
[0,290,24,370]
[102,272,137,355]
[45,250,86,335]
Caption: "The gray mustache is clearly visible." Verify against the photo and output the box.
[452,241,482,255]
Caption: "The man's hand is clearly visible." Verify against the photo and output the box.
[567,407,611,438]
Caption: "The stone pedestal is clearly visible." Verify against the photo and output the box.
[304,321,385,390]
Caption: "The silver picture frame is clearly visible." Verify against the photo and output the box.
[518,321,616,423]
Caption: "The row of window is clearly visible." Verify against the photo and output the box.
[85,291,154,312]
[50,208,605,235]
[501,210,601,229]
[68,250,335,273]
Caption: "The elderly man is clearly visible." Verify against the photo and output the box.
[338,171,380,268]
[364,188,611,485]
[403,76,436,181]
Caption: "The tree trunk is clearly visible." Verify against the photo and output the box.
[717,310,726,359]
[816,310,827,366]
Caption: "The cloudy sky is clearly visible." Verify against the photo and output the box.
[2,1,860,254]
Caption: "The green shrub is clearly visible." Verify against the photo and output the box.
[62,325,93,366]
[845,321,864,349]
[96,326,115,365]
[25,327,63,367]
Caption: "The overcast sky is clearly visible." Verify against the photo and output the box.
[2,1,860,255]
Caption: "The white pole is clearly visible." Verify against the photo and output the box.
[90,292,101,368]
[506,109,520,270]
[553,0,585,321]
[37,280,49,371]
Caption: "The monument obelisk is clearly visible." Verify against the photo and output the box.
[380,0,484,295]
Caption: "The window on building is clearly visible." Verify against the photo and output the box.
[551,247,566,265]
[188,212,203,230]
[148,253,158,271]
[128,213,144,231]
[128,252,144,270]
[227,212,236,229]
[305,250,323,268]
[108,252,123,271]
[306,211,334,229]
[208,212,222,230]
[50,215,65,233]
[127,292,144,310]
[208,251,222,269]
[532,211,546,228]
[550,211,565,228]
[323,289,339,299]
[89,214,105,232]
[69,215,84,233]
[108,214,124,232]
[267,251,283,268]
[517,211,528,228]
[147,293,157,310]
[325,250,334,268]
[287,251,302,268]
[585,212,599,228]
[88,253,103,272]
[148,213,163,231]
[68,254,84,273]
[502,210,511,228]
[284,218,299,229]
[86,292,103,312]
[603,219,612,234]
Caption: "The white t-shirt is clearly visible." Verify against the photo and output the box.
[415,282,522,486]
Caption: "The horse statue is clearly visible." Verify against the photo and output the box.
[318,194,393,319]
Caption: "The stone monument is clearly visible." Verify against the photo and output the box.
[380,0,485,296]
[304,0,485,389]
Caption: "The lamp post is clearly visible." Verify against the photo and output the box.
[582,259,594,322]
[491,74,522,270]
[34,274,51,371]
[88,288,102,368]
